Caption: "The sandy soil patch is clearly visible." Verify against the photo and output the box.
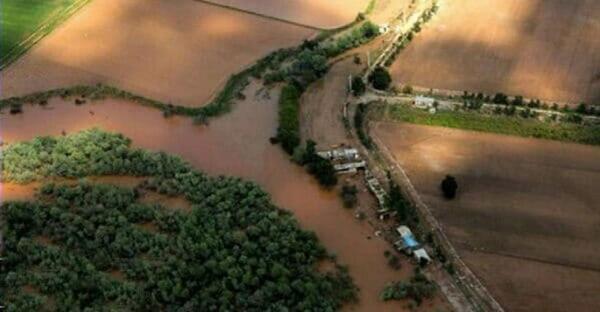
[373,122,600,311]
[0,0,313,107]
[390,0,600,104]
[203,0,369,29]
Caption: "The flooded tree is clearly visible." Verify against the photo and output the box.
[0,129,357,311]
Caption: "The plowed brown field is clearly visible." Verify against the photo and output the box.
[373,122,600,312]
[390,0,600,104]
[203,0,369,29]
[0,0,313,107]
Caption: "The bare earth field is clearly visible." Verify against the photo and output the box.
[0,0,313,107]
[390,0,600,104]
[203,0,369,29]
[373,122,600,312]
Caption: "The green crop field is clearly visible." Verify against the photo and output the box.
[0,0,90,68]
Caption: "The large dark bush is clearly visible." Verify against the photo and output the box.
[440,175,458,199]
[369,67,392,90]
[351,76,366,96]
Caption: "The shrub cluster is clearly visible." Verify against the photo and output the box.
[276,84,302,154]
[380,270,437,305]
[354,103,374,149]
[321,22,379,58]
[265,21,380,89]
[297,140,338,188]
[386,177,419,228]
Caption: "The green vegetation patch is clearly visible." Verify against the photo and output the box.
[380,104,600,146]
[277,84,302,154]
[0,129,357,311]
[0,0,90,68]
[380,270,437,306]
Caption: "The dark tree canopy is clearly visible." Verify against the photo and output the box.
[351,76,366,96]
[441,175,458,199]
[368,67,392,90]
[0,129,357,311]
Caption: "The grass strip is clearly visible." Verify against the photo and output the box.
[380,104,600,146]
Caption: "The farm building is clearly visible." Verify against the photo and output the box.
[317,147,360,162]
[414,95,435,109]
[395,225,431,263]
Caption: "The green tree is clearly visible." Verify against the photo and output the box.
[369,67,392,90]
[351,76,366,96]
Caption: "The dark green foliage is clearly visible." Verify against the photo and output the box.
[340,184,358,208]
[440,175,458,199]
[512,95,524,106]
[9,102,22,114]
[287,49,329,87]
[307,158,338,187]
[386,178,419,227]
[302,140,338,188]
[0,130,357,311]
[369,67,392,90]
[355,103,373,149]
[277,84,302,154]
[492,93,508,104]
[380,270,437,305]
[351,76,366,96]
[322,22,380,58]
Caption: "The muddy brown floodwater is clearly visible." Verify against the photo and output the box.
[0,81,438,311]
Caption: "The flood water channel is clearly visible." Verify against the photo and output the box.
[0,81,434,311]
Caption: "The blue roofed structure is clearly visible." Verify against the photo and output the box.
[402,235,419,249]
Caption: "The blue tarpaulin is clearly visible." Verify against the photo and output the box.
[402,235,419,248]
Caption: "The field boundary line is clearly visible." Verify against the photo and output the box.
[464,248,600,274]
[0,0,93,70]
[194,0,324,31]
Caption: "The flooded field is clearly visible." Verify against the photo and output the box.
[390,0,600,103]
[0,0,313,107]
[0,81,446,311]
[373,122,600,312]
[204,0,369,29]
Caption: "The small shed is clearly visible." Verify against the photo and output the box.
[414,96,435,109]
[414,248,432,263]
